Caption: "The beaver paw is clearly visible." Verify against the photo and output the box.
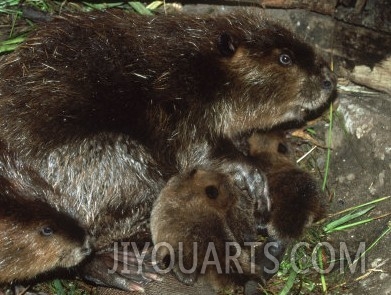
[81,244,159,292]
[218,161,270,215]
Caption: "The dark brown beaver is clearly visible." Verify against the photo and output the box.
[0,150,91,284]
[0,9,336,290]
[151,169,261,293]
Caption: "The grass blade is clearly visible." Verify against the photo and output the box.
[353,221,391,265]
[0,35,26,54]
[324,205,375,233]
[329,195,390,217]
[128,2,153,15]
[1,35,26,45]
[318,248,327,293]
[146,1,164,10]
[279,268,298,295]
[330,217,374,232]
[82,2,124,10]
[0,44,19,53]
[322,103,333,191]
[52,279,66,295]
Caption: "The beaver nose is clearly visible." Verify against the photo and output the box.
[81,246,92,256]
[81,236,93,256]
[322,66,337,91]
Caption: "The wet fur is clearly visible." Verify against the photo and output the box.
[246,132,326,240]
[151,132,326,292]
[0,10,335,289]
[0,149,91,283]
[0,9,334,242]
[151,169,260,291]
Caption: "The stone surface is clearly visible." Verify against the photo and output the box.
[326,85,391,294]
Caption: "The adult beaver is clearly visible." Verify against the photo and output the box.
[0,150,91,283]
[0,9,336,291]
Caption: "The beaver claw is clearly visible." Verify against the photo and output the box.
[81,243,159,292]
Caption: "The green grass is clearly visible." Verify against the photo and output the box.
[322,103,333,191]
[270,101,390,294]
[269,195,391,295]
[0,35,26,53]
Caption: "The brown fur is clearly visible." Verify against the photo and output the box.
[151,169,260,291]
[0,9,335,289]
[0,150,91,284]
[247,132,326,240]
[149,130,325,293]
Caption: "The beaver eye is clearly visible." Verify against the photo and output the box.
[279,53,292,66]
[205,185,219,199]
[40,226,54,236]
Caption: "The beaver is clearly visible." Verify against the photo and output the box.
[244,131,326,240]
[149,130,325,293]
[94,133,325,295]
[0,150,91,284]
[0,9,336,290]
[150,169,261,293]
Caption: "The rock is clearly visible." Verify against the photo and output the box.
[327,85,391,294]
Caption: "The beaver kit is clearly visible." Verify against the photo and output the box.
[151,169,260,291]
[0,9,336,292]
[149,132,326,293]
[0,150,91,284]
[246,132,326,240]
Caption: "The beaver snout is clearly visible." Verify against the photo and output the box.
[321,66,337,91]
[81,237,93,256]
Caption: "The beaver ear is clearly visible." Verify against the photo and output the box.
[217,32,237,57]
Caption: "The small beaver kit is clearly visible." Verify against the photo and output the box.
[0,150,91,284]
[0,9,336,291]
[151,169,260,292]
[245,131,326,240]
[149,132,327,293]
